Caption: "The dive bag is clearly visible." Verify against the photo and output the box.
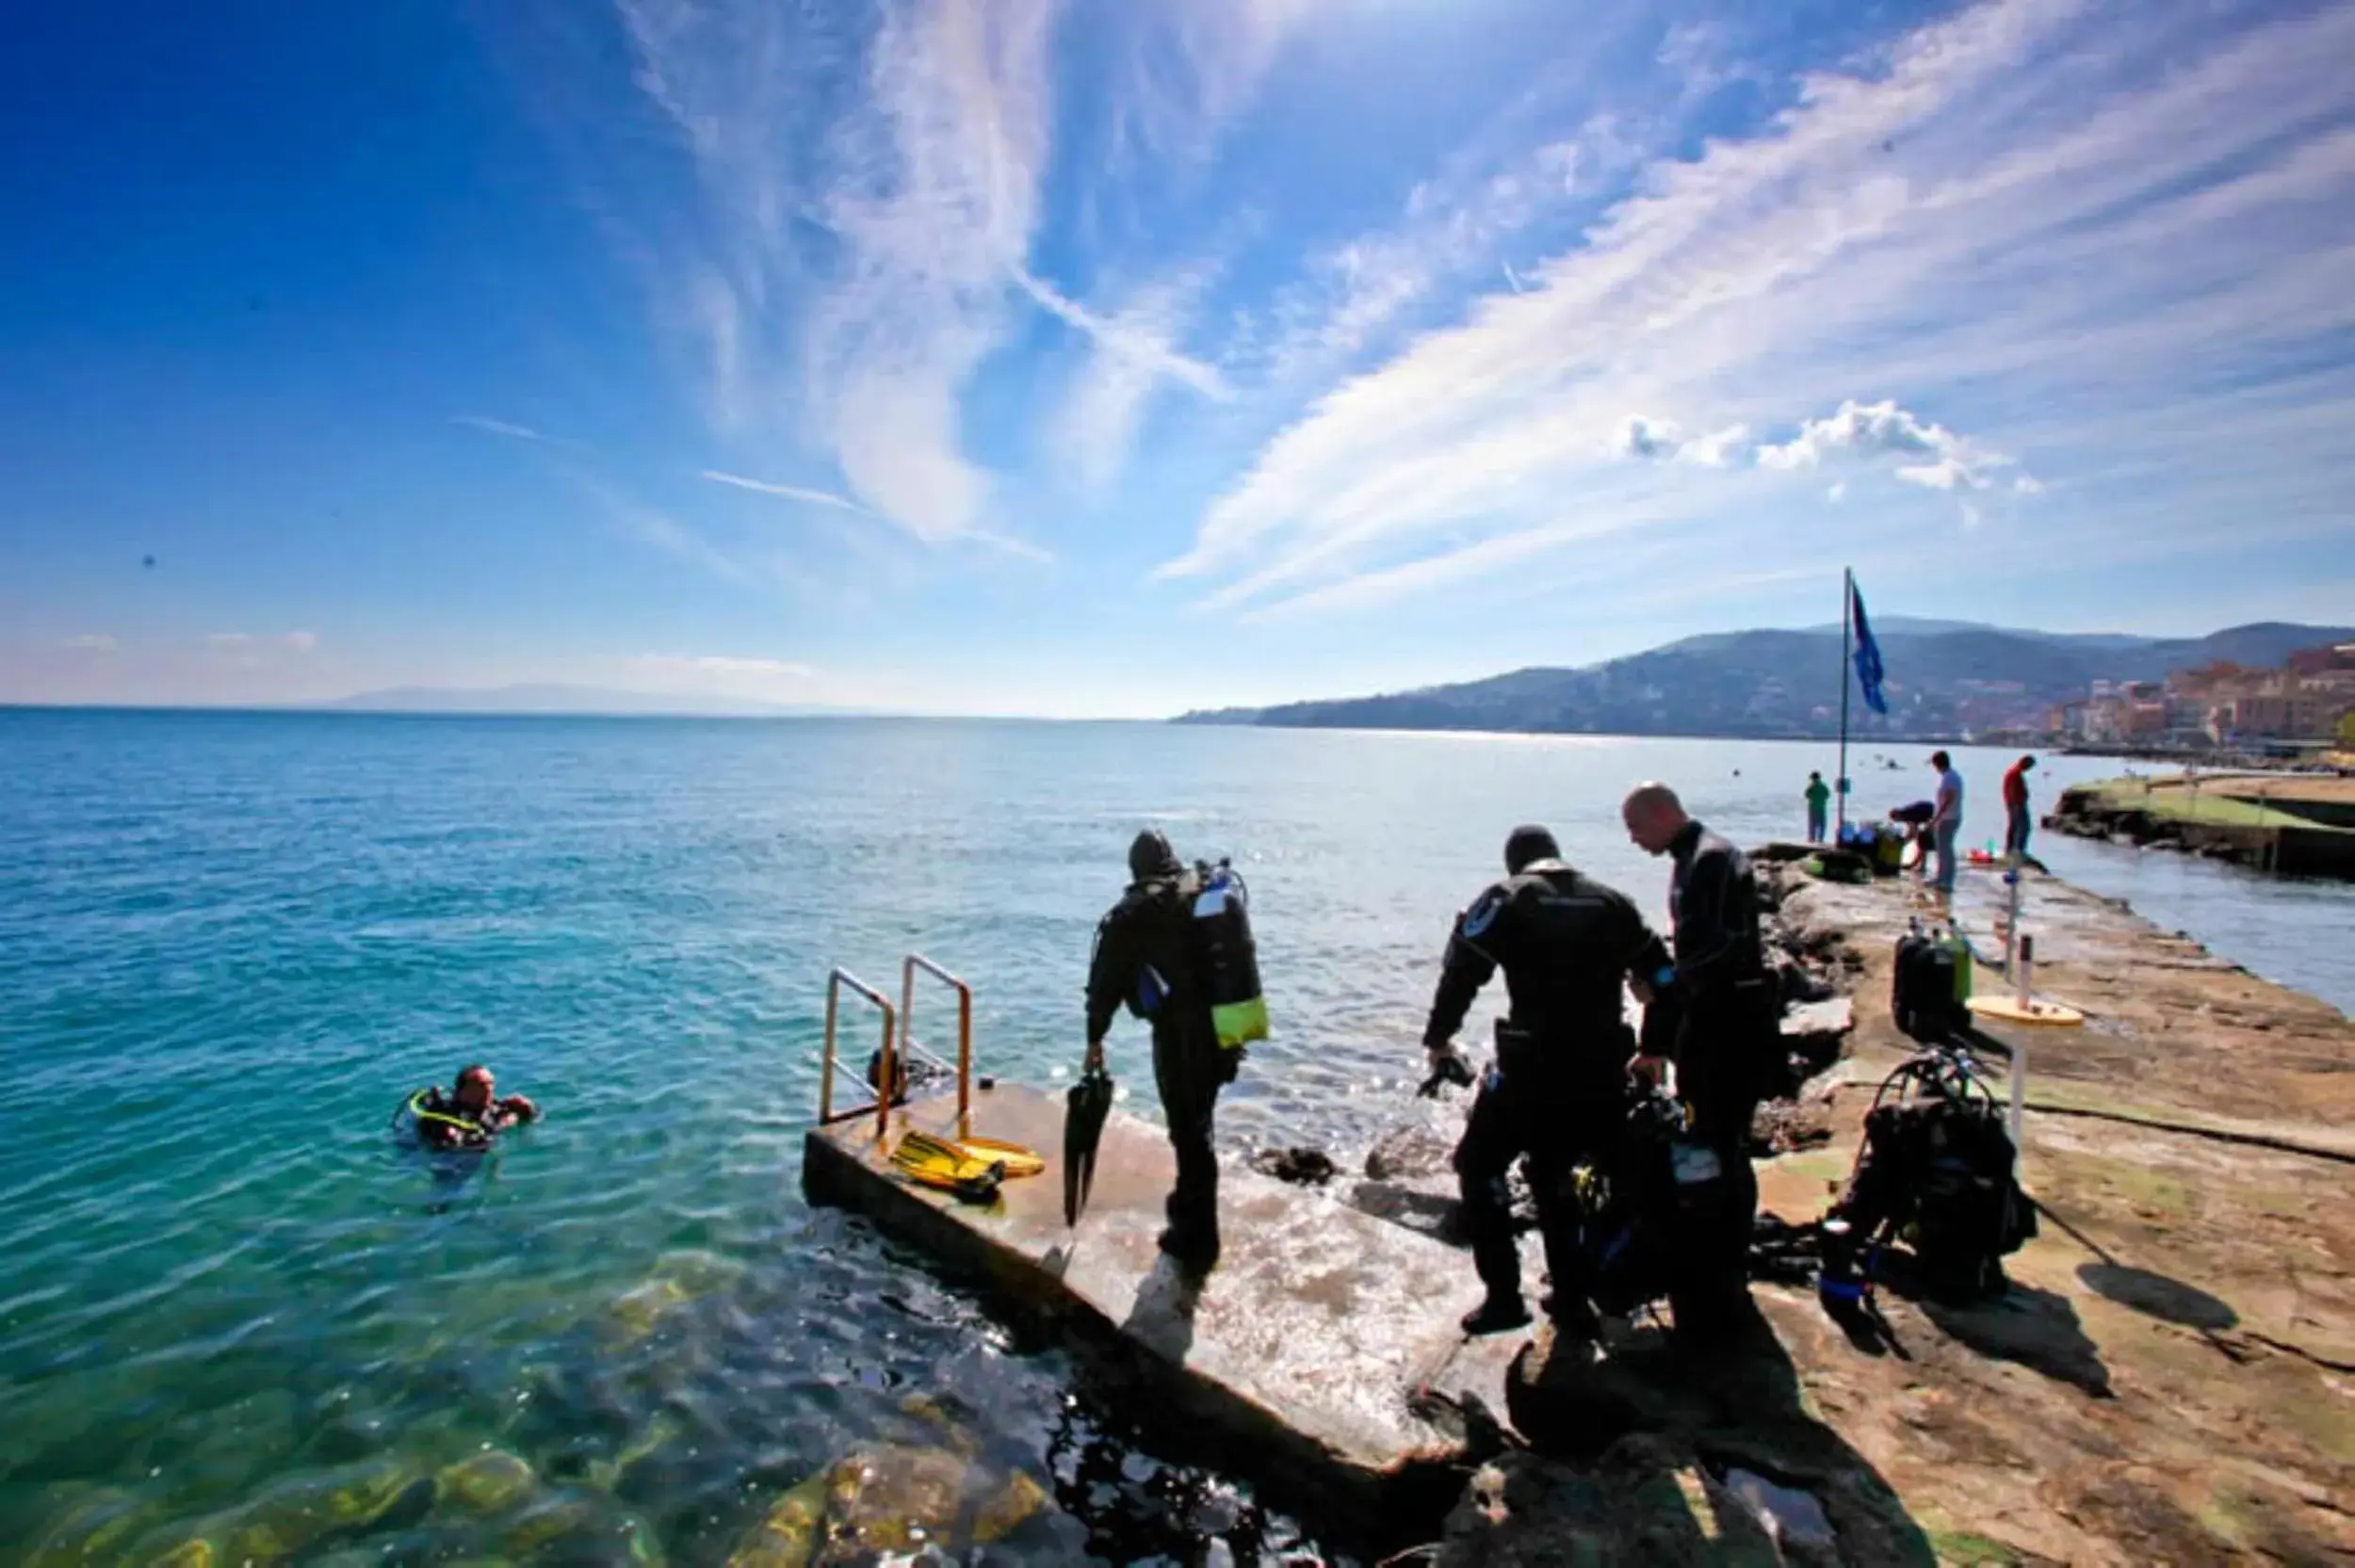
[1192,859,1268,1050]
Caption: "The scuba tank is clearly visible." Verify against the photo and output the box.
[1892,918,1970,1043]
[1191,858,1269,1050]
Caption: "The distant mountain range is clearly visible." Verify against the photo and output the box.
[320,684,868,718]
[1174,621,2355,740]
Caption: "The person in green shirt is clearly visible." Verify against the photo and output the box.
[1804,770,1832,843]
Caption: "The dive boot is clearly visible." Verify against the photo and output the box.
[1158,1225,1221,1276]
[1539,1292,1601,1341]
[1459,1294,1533,1336]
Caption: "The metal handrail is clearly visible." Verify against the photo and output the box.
[901,953,974,1134]
[820,968,897,1139]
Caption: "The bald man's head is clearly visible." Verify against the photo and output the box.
[1621,782,1688,855]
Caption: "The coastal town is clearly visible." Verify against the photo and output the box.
[2044,638,2355,757]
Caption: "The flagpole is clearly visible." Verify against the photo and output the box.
[1837,566,1853,840]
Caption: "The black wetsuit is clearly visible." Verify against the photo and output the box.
[1422,859,1672,1308]
[1655,820,1777,1284]
[1087,835,1229,1264]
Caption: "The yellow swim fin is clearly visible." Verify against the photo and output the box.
[891,1130,1006,1204]
[951,1136,1045,1179]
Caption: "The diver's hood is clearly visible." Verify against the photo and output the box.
[1503,825,1562,876]
[1129,828,1183,883]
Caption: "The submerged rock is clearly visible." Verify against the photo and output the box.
[602,1248,748,1346]
[604,1277,691,1344]
[1366,1123,1455,1182]
[147,1454,426,1565]
[588,1411,684,1492]
[728,1472,829,1567]
[971,1467,1048,1543]
[142,1543,214,1568]
[724,1444,1049,1566]
[437,1448,537,1513]
[499,1490,600,1554]
[897,1392,982,1459]
[26,1487,150,1567]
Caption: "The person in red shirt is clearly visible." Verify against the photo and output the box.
[2003,755,2037,859]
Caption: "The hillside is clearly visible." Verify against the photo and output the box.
[1174,622,2352,738]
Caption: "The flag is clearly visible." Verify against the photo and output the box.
[1851,578,1889,716]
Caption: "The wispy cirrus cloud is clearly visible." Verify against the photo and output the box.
[700,471,866,512]
[607,0,1064,554]
[454,414,555,444]
[62,634,116,652]
[636,653,817,679]
[1161,0,2355,620]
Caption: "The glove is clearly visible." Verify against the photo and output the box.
[1418,1043,1475,1098]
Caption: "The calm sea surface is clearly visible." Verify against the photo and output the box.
[2,712,2344,1562]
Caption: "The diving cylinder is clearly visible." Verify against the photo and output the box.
[1192,859,1269,1050]
[1941,925,1973,1014]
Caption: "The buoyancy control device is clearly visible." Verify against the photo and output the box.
[1569,1081,1742,1320]
[1827,1037,2037,1302]
[1192,858,1269,1051]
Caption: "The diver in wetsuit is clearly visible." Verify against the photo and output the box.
[1422,825,1675,1335]
[1086,830,1232,1275]
[1623,784,1778,1333]
[411,1064,539,1151]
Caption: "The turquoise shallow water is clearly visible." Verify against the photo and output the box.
[2,712,2344,1563]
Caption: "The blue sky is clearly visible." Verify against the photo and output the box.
[4,0,2351,717]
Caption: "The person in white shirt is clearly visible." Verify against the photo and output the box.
[1929,750,1965,894]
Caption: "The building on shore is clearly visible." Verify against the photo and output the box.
[2057,642,2355,751]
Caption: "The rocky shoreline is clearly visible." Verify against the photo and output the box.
[2048,774,2355,878]
[1267,854,2352,1565]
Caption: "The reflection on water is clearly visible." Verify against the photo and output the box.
[1,713,2343,1561]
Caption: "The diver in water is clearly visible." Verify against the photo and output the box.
[407,1064,539,1150]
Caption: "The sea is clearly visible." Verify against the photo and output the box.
[3,710,2346,1564]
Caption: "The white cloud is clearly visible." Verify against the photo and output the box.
[611,0,1062,556]
[1678,424,1751,469]
[1618,417,1755,468]
[1236,104,1651,397]
[455,415,552,443]
[1755,399,1944,468]
[638,654,818,679]
[1161,0,2353,618]
[701,471,866,511]
[1109,0,1322,168]
[1754,398,2027,493]
[283,631,319,653]
[1827,482,1848,503]
[1037,261,1228,494]
[62,635,116,652]
[1618,416,1681,460]
[207,633,253,647]
[1018,271,1227,400]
